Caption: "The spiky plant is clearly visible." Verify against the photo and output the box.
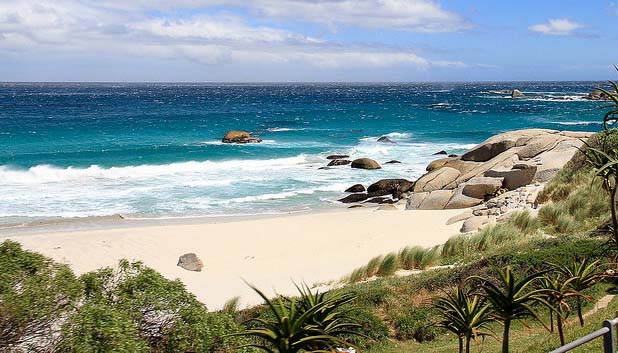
[539,275,583,346]
[470,266,550,353]
[434,285,495,353]
[229,283,362,353]
[548,257,604,326]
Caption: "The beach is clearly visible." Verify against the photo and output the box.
[1,206,462,310]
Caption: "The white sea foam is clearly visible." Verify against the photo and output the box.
[266,127,304,132]
[549,121,602,126]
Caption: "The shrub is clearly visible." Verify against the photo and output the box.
[0,240,82,352]
[344,308,389,347]
[393,308,439,342]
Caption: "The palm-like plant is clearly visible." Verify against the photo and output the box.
[540,275,585,346]
[548,258,604,326]
[597,66,618,130]
[471,266,550,353]
[434,285,495,353]
[229,283,362,353]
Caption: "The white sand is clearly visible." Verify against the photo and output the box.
[1,207,462,310]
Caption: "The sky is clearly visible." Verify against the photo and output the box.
[1,0,617,82]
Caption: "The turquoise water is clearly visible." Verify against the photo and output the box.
[0,82,606,222]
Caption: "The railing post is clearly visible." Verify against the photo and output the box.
[603,320,616,353]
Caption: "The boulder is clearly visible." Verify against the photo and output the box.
[418,190,454,210]
[385,160,402,164]
[177,253,204,272]
[345,184,365,193]
[516,134,563,160]
[460,216,496,233]
[377,136,395,143]
[327,159,351,167]
[414,167,460,192]
[461,176,504,199]
[445,185,483,209]
[405,192,429,210]
[348,205,364,209]
[426,157,479,174]
[338,193,369,203]
[222,130,262,144]
[485,164,537,190]
[327,154,350,160]
[511,89,525,98]
[376,204,398,211]
[462,139,517,162]
[351,158,381,170]
[532,139,584,181]
[433,150,448,155]
[451,147,522,187]
[367,179,414,198]
[426,157,452,171]
[446,210,474,225]
[448,154,459,158]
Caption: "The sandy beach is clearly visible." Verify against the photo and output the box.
[1,206,462,310]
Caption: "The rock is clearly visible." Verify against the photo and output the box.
[318,167,331,170]
[460,216,496,233]
[418,190,454,210]
[446,210,474,225]
[462,139,517,162]
[445,187,483,209]
[367,179,414,198]
[385,160,402,164]
[345,184,365,193]
[222,130,262,144]
[414,167,460,192]
[338,193,369,203]
[327,159,351,167]
[461,176,504,199]
[426,157,452,171]
[376,204,398,211]
[485,164,537,190]
[584,88,612,101]
[405,192,429,210]
[451,147,523,187]
[433,150,448,155]
[348,205,364,209]
[366,197,396,204]
[532,139,584,181]
[177,253,204,272]
[351,158,381,170]
[448,154,459,158]
[377,136,395,143]
[511,89,525,98]
[516,134,562,160]
[327,154,350,160]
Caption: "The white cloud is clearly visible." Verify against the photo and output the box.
[528,18,584,36]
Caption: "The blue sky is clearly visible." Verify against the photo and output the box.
[1,0,617,82]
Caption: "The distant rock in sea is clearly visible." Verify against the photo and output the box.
[584,88,612,101]
[511,89,525,98]
[222,130,262,143]
[377,136,395,143]
[326,154,349,160]
[327,159,351,167]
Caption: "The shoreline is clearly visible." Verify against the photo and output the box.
[0,205,463,310]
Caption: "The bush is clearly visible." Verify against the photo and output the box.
[0,240,82,352]
[58,303,148,353]
[344,308,389,347]
[393,308,439,342]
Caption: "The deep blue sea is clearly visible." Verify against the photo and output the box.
[0,82,608,223]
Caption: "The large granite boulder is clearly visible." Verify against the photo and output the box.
[406,192,428,210]
[367,178,414,198]
[417,190,454,210]
[445,185,483,209]
[460,216,496,233]
[485,163,537,190]
[426,157,480,174]
[177,253,204,272]
[351,158,381,170]
[532,139,585,181]
[516,134,563,160]
[414,167,460,192]
[222,130,262,143]
[461,176,504,199]
[461,129,552,162]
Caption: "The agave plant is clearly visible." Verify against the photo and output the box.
[229,283,362,353]
[470,266,550,353]
[433,285,495,353]
[548,258,604,326]
[597,66,618,130]
[540,275,584,346]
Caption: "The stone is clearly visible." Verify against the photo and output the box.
[418,190,455,210]
[348,204,364,209]
[532,139,584,181]
[222,130,262,144]
[485,164,537,190]
[461,139,517,162]
[351,158,381,170]
[414,167,460,192]
[516,134,562,160]
[367,179,414,197]
[446,210,474,225]
[448,154,459,158]
[433,150,448,155]
[345,184,365,193]
[365,196,396,204]
[511,89,525,98]
[445,185,483,209]
[177,253,204,272]
[405,192,429,210]
[426,157,453,171]
[460,216,496,233]
[461,176,504,199]
[338,193,369,203]
[377,204,398,211]
[327,159,351,167]
[385,160,402,164]
[327,154,349,160]
[584,88,612,101]
[377,136,395,143]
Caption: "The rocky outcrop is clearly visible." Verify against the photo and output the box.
[445,185,483,209]
[177,253,204,272]
[485,162,537,190]
[367,179,414,198]
[222,130,262,144]
[461,176,504,199]
[338,193,369,203]
[351,158,381,170]
[460,216,496,233]
[584,88,611,101]
[385,160,402,164]
[433,150,447,155]
[511,89,525,98]
[414,167,460,192]
[345,184,365,193]
[327,159,351,167]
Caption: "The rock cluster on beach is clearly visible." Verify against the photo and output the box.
[222,130,262,143]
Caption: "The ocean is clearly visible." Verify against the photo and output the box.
[0,82,607,224]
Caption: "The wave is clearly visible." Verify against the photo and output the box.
[549,121,602,126]
[198,139,277,145]
[266,127,304,132]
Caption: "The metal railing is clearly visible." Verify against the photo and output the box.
[550,318,618,353]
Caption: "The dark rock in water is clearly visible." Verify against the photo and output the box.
[222,130,262,143]
[177,253,204,272]
[511,89,525,98]
[338,193,369,203]
[377,136,395,143]
[385,160,402,164]
[367,179,414,198]
[365,197,396,204]
[584,88,611,101]
[348,204,364,209]
[327,159,351,167]
[448,154,458,158]
[351,158,381,170]
[318,167,331,170]
[345,184,365,193]
[433,150,448,155]
[326,154,350,160]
